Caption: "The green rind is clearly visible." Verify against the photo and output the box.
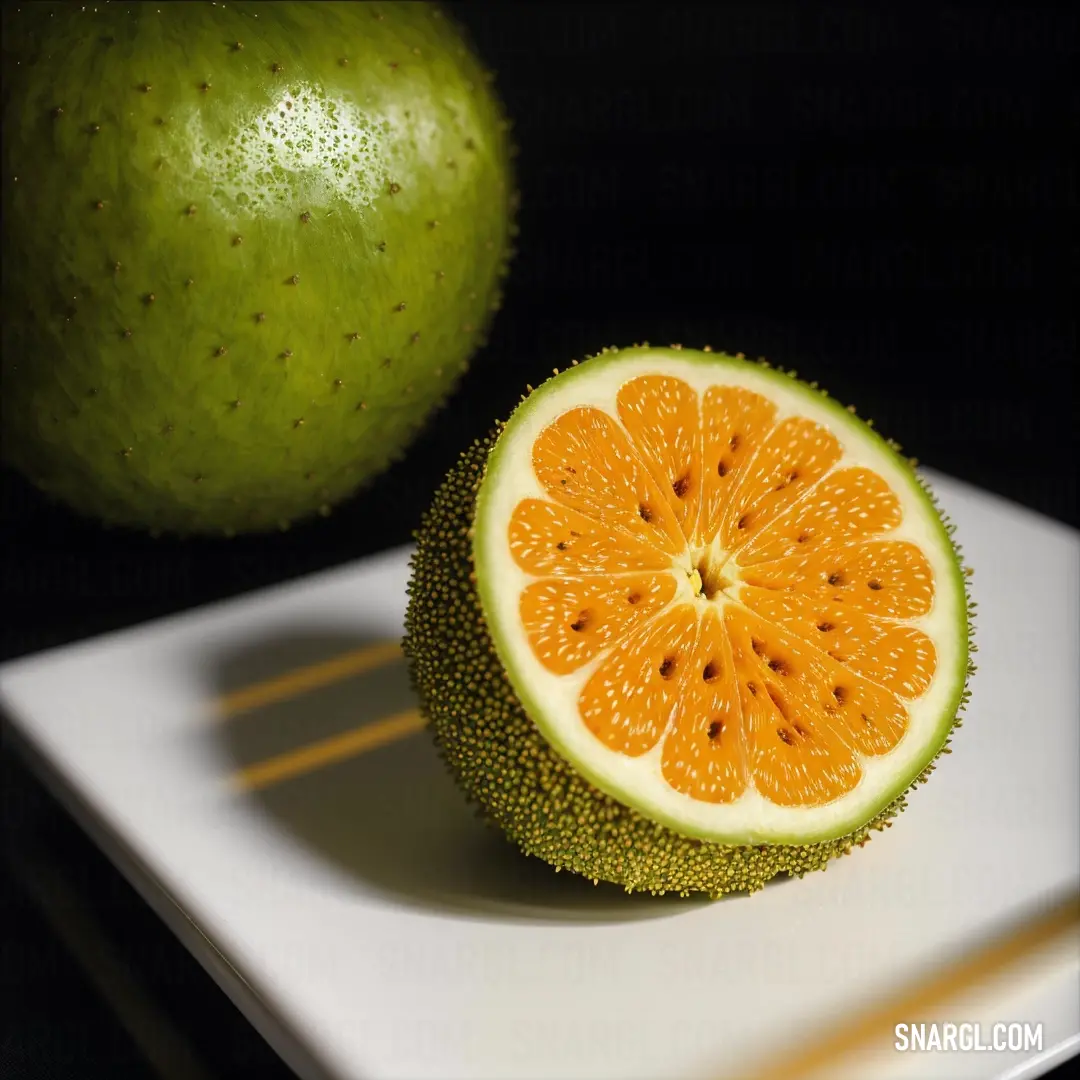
[1,1,516,535]
[403,345,975,896]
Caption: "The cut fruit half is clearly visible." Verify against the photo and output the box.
[404,345,974,896]
[472,348,970,846]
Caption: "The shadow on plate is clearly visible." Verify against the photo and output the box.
[208,628,712,924]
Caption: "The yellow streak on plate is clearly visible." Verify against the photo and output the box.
[217,641,403,718]
[740,893,1080,1080]
[233,709,426,792]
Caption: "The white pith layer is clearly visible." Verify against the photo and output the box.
[474,352,966,844]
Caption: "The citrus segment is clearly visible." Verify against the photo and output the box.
[737,466,903,565]
[727,607,862,807]
[578,604,700,757]
[741,539,935,620]
[616,375,703,540]
[532,406,685,556]
[660,606,749,804]
[698,386,779,547]
[520,573,677,675]
[726,606,910,761]
[719,416,843,553]
[508,498,672,576]
[739,588,937,699]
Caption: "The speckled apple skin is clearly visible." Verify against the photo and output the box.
[1,1,515,534]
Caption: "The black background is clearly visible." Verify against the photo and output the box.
[3,4,1077,1077]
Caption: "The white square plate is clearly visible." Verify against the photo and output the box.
[2,469,1078,1080]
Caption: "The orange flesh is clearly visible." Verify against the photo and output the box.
[509,376,938,808]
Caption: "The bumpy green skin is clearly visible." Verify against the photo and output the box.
[1,1,514,534]
[403,348,975,898]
